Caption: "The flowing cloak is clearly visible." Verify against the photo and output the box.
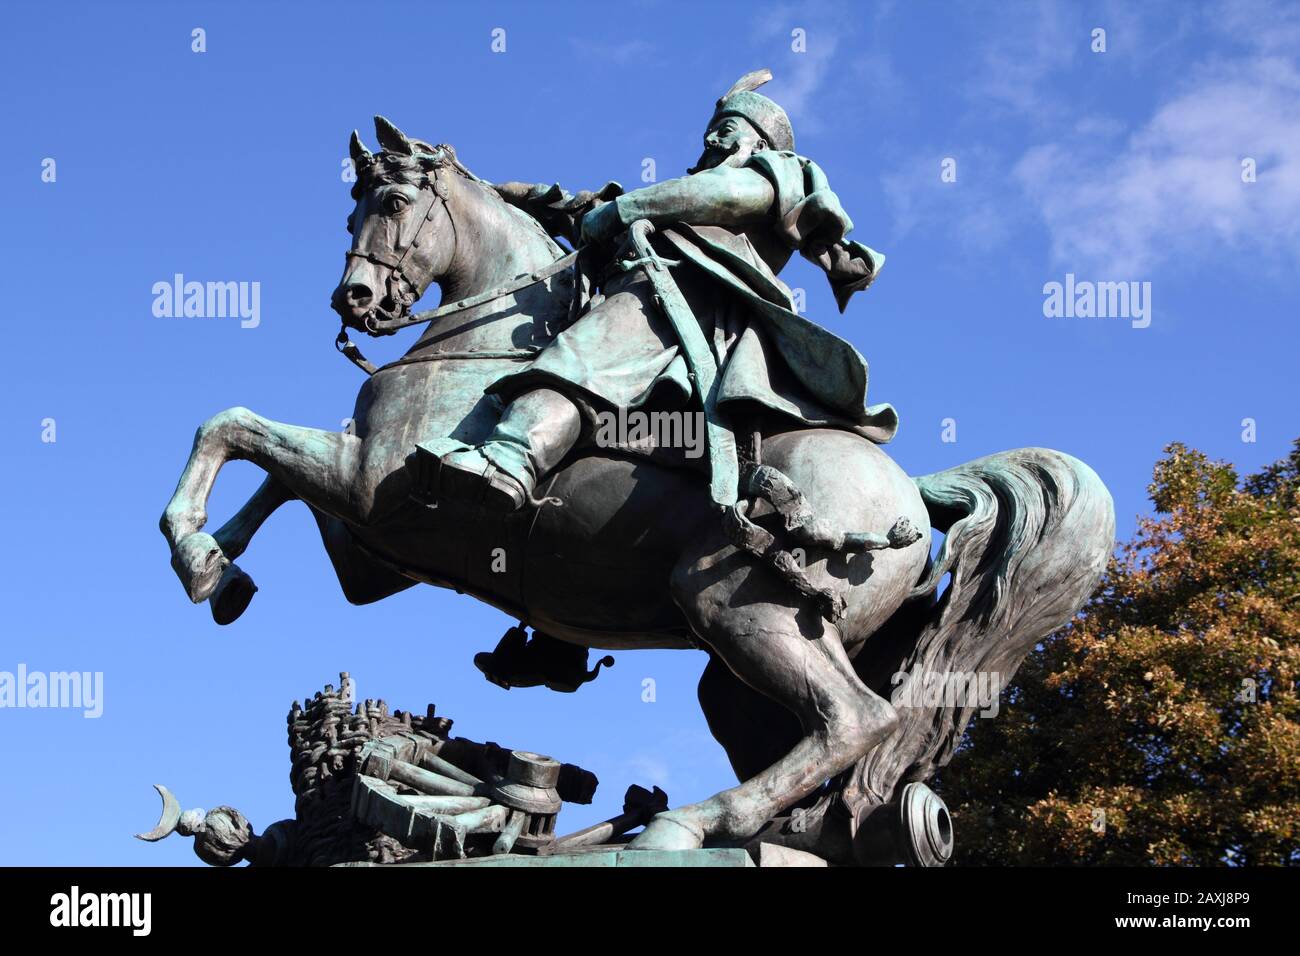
[488,151,899,444]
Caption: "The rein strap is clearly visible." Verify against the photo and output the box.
[335,249,579,376]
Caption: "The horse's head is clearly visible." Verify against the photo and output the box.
[331,116,461,333]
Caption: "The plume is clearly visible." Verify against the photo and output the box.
[721,68,773,101]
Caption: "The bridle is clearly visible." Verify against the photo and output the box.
[342,160,456,338]
[335,155,577,376]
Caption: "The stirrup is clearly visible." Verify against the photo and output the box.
[474,625,615,693]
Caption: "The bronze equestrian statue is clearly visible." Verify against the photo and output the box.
[159,70,1113,863]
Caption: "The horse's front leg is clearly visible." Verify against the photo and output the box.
[188,476,298,624]
[211,475,296,561]
[160,407,365,602]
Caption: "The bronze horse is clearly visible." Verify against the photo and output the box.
[160,118,1113,862]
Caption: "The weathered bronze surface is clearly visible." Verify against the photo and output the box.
[154,71,1114,866]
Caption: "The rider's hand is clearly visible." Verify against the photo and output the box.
[579,199,624,247]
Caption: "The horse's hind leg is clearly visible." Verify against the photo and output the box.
[697,654,803,784]
[161,407,365,602]
[629,531,897,851]
[307,508,417,606]
[210,475,415,604]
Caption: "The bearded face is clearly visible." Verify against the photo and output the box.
[689,115,767,173]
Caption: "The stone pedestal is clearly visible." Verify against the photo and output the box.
[338,843,831,867]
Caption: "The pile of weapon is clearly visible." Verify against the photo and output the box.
[280,673,430,866]
[138,672,667,866]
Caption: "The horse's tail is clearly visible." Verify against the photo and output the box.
[840,447,1115,812]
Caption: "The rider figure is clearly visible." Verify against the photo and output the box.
[418,69,896,512]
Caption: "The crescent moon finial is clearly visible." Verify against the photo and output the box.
[135,783,183,842]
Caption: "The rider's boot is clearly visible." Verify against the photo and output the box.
[411,387,582,512]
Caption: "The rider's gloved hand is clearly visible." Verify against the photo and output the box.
[579,199,624,247]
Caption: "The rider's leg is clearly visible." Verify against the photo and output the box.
[428,387,582,512]
[415,270,677,512]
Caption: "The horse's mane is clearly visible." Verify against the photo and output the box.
[354,144,565,253]
[351,140,479,195]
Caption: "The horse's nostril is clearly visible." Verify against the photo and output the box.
[331,282,375,319]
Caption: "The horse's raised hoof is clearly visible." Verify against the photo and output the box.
[209,563,258,625]
[625,811,706,851]
[170,532,229,604]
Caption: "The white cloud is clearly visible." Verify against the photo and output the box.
[604,729,733,800]
[567,38,656,63]
[967,1,1081,116]
[881,146,1018,255]
[750,6,842,132]
[1015,55,1300,275]
[746,0,897,137]
[621,752,675,790]
[1214,0,1300,54]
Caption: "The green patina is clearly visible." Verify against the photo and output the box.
[154,70,1114,865]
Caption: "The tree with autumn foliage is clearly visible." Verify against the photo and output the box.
[937,440,1300,865]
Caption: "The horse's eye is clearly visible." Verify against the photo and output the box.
[385,194,409,214]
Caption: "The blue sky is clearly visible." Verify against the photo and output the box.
[1,0,1296,864]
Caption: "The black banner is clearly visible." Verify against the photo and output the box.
[0,865,1289,940]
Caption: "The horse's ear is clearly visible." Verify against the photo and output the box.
[349,130,371,164]
[374,115,414,155]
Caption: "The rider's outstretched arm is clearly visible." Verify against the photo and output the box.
[582,166,777,243]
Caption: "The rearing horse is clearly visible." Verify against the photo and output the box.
[160,117,1114,861]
